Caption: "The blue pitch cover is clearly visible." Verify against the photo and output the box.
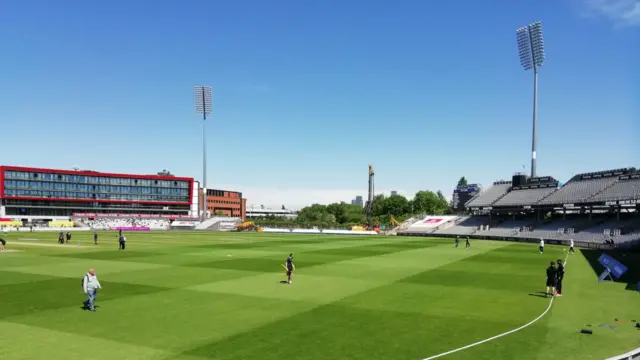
[597,254,628,279]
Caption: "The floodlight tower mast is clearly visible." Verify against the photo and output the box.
[516,21,545,178]
[194,86,213,188]
[364,164,375,226]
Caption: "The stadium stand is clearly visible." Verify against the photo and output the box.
[86,218,169,230]
[465,181,511,208]
[587,173,640,203]
[212,220,242,231]
[410,214,640,247]
[170,220,199,230]
[476,220,533,237]
[538,169,632,205]
[434,215,486,235]
[402,215,458,234]
[402,166,640,249]
[493,187,556,206]
[513,218,584,240]
[195,216,241,230]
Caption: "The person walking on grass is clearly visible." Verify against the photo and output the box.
[455,236,460,248]
[465,236,470,248]
[93,231,98,245]
[569,239,575,254]
[82,268,102,312]
[539,238,545,254]
[0,237,6,251]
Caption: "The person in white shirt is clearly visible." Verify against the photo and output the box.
[569,239,575,254]
[119,235,126,251]
[82,268,102,312]
[539,238,544,254]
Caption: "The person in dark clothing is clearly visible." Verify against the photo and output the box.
[465,237,470,248]
[0,237,6,251]
[66,232,72,243]
[285,253,295,284]
[118,235,126,250]
[93,232,98,245]
[545,261,557,298]
[58,232,64,244]
[555,259,565,296]
[455,236,460,248]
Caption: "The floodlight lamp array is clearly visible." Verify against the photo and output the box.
[516,22,545,71]
[529,22,545,67]
[516,27,533,70]
[194,86,213,115]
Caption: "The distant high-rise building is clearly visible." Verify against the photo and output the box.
[391,190,398,196]
[351,195,364,207]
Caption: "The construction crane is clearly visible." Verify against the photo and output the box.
[364,164,375,227]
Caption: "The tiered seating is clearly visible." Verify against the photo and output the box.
[477,220,532,237]
[588,174,640,202]
[195,216,241,230]
[538,169,629,205]
[514,219,585,240]
[86,218,169,230]
[615,218,640,243]
[570,219,627,243]
[493,187,556,207]
[465,181,511,207]
[434,216,486,235]
[401,215,459,234]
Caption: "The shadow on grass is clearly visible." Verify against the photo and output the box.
[528,291,548,298]
[580,248,640,292]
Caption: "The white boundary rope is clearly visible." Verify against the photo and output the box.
[422,252,570,360]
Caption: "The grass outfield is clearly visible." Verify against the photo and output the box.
[0,232,638,360]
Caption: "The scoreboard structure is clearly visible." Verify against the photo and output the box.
[451,183,481,212]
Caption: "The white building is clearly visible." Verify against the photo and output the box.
[245,206,296,219]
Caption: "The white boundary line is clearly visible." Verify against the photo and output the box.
[422,252,570,360]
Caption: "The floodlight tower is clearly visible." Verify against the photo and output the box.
[516,21,545,179]
[194,86,213,188]
[364,164,375,226]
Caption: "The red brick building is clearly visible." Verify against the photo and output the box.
[199,188,246,220]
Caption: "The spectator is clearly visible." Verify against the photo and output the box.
[82,268,102,312]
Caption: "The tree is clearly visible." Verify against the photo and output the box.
[457,176,468,187]
[371,194,386,217]
[412,190,449,215]
[251,187,452,228]
[382,194,412,217]
[296,204,326,223]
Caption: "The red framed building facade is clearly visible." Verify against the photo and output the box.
[0,165,195,219]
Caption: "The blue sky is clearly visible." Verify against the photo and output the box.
[0,0,638,209]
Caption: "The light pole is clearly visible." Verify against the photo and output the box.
[516,21,545,179]
[194,86,212,188]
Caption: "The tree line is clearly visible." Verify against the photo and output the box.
[251,189,454,229]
